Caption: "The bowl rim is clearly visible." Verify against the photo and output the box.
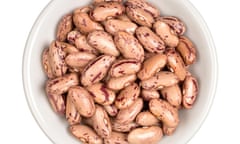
[22,0,218,144]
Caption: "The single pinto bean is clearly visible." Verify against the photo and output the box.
[91,105,112,138]
[166,48,187,81]
[153,20,179,47]
[176,36,197,65]
[87,83,116,105]
[110,59,141,78]
[127,126,163,144]
[138,53,167,80]
[90,2,125,21]
[68,86,96,117]
[182,75,199,109]
[157,16,186,36]
[136,26,165,53]
[87,30,120,56]
[141,71,179,90]
[114,31,144,62]
[115,98,143,124]
[104,19,137,35]
[81,55,116,86]
[149,98,179,128]
[115,83,140,109]
[73,11,103,34]
[56,14,73,42]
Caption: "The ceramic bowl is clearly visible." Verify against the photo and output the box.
[23,0,218,143]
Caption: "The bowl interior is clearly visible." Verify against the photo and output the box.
[23,0,217,143]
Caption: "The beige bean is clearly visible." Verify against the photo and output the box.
[110,59,141,78]
[104,19,137,35]
[112,121,139,132]
[55,41,79,54]
[90,2,124,21]
[144,52,156,60]
[73,11,103,34]
[70,125,103,144]
[56,14,73,42]
[48,40,67,77]
[65,52,96,68]
[115,83,140,109]
[66,94,81,125]
[107,74,137,91]
[42,48,54,79]
[182,75,199,109]
[176,36,197,65]
[161,85,182,107]
[68,86,96,117]
[67,30,99,55]
[141,89,160,101]
[157,16,186,36]
[141,71,179,90]
[87,30,120,56]
[81,55,116,86]
[149,98,179,128]
[91,105,112,138]
[104,131,128,144]
[166,48,187,81]
[114,31,144,62]
[104,104,118,117]
[46,73,79,95]
[136,26,165,53]
[163,124,176,136]
[125,0,160,18]
[127,126,163,144]
[153,21,179,47]
[87,83,116,105]
[138,53,167,80]
[126,6,154,27]
[46,93,65,115]
[115,98,143,124]
[136,111,159,126]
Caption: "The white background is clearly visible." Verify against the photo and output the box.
[0,0,239,143]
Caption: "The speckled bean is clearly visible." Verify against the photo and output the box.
[166,48,187,81]
[153,21,179,47]
[115,83,140,109]
[104,19,137,35]
[149,98,179,128]
[87,83,116,105]
[114,31,144,62]
[141,71,179,90]
[91,105,112,138]
[73,11,103,34]
[115,98,143,124]
[87,30,120,56]
[182,75,199,109]
[127,126,163,144]
[57,14,73,42]
[107,74,137,91]
[90,2,125,21]
[176,36,197,65]
[138,53,167,80]
[136,26,165,53]
[68,86,96,117]
[110,59,141,78]
[81,55,116,86]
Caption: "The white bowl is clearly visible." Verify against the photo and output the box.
[23,0,218,143]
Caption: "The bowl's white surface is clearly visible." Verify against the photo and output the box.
[23,0,218,143]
